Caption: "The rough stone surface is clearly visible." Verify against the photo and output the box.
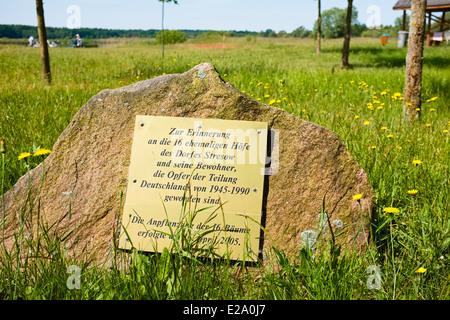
[1,63,374,262]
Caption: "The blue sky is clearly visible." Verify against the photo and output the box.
[0,1,404,32]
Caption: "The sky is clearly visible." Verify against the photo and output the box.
[0,0,405,33]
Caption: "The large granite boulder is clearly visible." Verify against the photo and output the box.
[1,63,374,262]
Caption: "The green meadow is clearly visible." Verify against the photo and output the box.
[0,37,449,299]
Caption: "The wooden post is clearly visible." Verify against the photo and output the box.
[35,0,51,84]
[403,10,407,31]
[341,0,353,68]
[161,0,165,58]
[317,0,321,54]
[403,0,427,122]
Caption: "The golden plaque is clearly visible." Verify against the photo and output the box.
[118,116,268,261]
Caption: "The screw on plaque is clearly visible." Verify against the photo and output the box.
[140,122,144,127]
[252,187,258,192]
[133,179,137,183]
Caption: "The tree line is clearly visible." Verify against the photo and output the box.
[0,24,262,40]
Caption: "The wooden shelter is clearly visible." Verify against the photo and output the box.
[393,0,450,46]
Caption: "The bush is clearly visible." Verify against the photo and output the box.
[155,30,187,44]
[193,31,231,43]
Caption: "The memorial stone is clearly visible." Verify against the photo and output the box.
[1,63,374,262]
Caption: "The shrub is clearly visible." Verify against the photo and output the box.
[155,30,187,44]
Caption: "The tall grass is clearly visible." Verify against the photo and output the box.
[0,37,448,299]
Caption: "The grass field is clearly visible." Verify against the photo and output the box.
[0,36,449,300]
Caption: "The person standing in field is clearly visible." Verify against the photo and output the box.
[76,34,83,47]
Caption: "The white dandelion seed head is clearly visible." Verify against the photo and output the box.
[300,230,317,250]
[333,219,344,228]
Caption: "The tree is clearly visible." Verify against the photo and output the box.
[35,0,51,84]
[312,6,360,39]
[159,0,178,58]
[341,0,353,69]
[290,26,312,38]
[403,0,427,122]
[316,0,321,54]
[277,30,287,38]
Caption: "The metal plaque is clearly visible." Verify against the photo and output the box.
[118,116,268,261]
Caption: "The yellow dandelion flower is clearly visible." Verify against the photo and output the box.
[415,108,420,111]
[33,148,51,157]
[429,108,435,112]
[426,123,431,127]
[268,99,276,105]
[352,194,363,201]
[412,159,423,165]
[407,189,418,195]
[381,127,388,130]
[371,145,377,149]
[364,121,370,125]
[18,152,32,161]
[443,130,448,133]
[264,94,270,98]
[416,267,427,273]
[354,115,360,119]
[383,207,400,214]
[387,134,393,138]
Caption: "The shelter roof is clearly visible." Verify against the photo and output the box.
[393,0,450,10]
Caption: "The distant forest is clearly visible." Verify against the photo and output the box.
[0,24,259,40]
